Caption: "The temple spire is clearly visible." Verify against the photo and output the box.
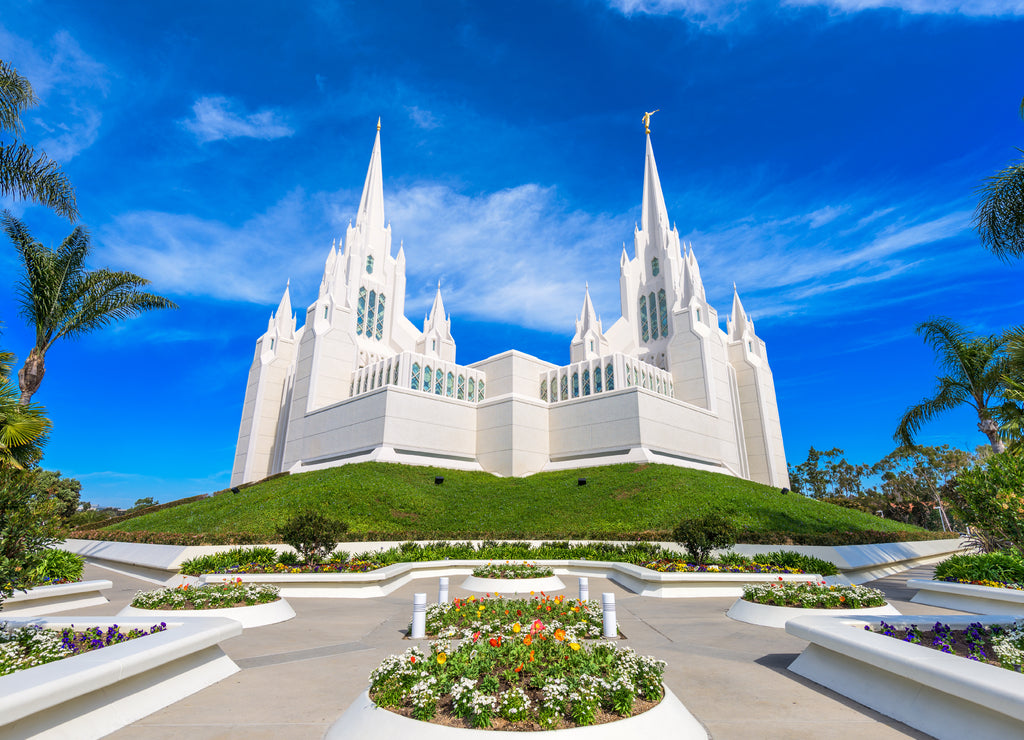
[355,120,385,230]
[273,280,295,335]
[578,283,600,334]
[640,131,670,245]
[728,284,751,340]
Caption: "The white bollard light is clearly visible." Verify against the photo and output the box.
[411,593,427,638]
[602,592,616,639]
[438,576,449,604]
[578,577,589,602]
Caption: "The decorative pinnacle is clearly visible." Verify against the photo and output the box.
[642,109,659,135]
[376,117,381,131]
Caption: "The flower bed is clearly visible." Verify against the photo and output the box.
[119,579,294,629]
[472,562,554,579]
[786,614,1024,740]
[425,594,605,641]
[368,637,664,730]
[908,577,1024,614]
[726,581,898,628]
[641,559,804,574]
[1,621,167,676]
[868,619,1024,672]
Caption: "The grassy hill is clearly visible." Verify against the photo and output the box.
[100,462,928,541]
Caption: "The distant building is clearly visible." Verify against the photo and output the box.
[231,121,789,488]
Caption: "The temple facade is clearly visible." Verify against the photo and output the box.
[230,122,789,488]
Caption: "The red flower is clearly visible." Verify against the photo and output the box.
[473,631,481,643]
[489,637,500,647]
[410,656,417,663]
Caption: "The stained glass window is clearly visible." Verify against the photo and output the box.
[560,375,568,400]
[423,366,432,392]
[478,381,485,400]
[540,379,547,401]
[650,292,659,339]
[651,257,659,276]
[457,374,465,399]
[376,294,385,339]
[435,370,443,395]
[594,367,602,393]
[411,363,421,390]
[572,372,579,398]
[468,377,475,401]
[639,296,649,342]
[446,372,454,397]
[582,369,590,396]
[366,255,374,274]
[606,363,614,390]
[659,289,668,338]
[356,288,366,335]
[393,359,400,385]
[366,290,376,339]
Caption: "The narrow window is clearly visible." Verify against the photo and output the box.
[589,340,594,352]
[349,380,354,396]
[468,377,476,402]
[540,379,548,401]
[323,305,329,319]
[376,294,385,339]
[582,369,591,396]
[650,291,659,339]
[269,338,274,350]
[457,374,465,400]
[696,307,701,323]
[366,255,374,274]
[366,290,376,339]
[651,257,659,277]
[572,372,580,398]
[659,289,669,338]
[432,339,436,351]
[435,370,443,395]
[606,363,614,390]
[639,296,649,342]
[411,363,421,390]
[378,365,384,387]
[356,288,366,335]
[423,366,432,392]
[748,341,753,353]
[560,375,568,401]
[478,380,485,400]
[446,372,454,397]
[595,367,602,393]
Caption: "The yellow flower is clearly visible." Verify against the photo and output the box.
[437,652,447,664]
[512,622,521,633]
[569,642,581,651]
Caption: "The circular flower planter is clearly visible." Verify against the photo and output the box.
[325,687,708,739]
[726,597,900,629]
[461,574,565,594]
[117,598,296,629]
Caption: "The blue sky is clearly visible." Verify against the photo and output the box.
[1,1,1022,507]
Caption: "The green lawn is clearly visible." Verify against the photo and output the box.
[102,462,926,540]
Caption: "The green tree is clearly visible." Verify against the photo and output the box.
[0,467,64,607]
[131,496,158,510]
[945,452,1024,552]
[0,340,50,468]
[788,446,869,499]
[0,60,78,220]
[2,212,178,405]
[973,96,1024,262]
[872,445,975,530]
[32,470,82,520]
[895,317,1011,454]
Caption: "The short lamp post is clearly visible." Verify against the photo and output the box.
[578,577,589,602]
[602,592,616,639]
[438,576,449,604]
[411,593,426,638]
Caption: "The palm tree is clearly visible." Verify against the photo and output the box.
[997,327,1024,450]
[973,96,1024,261]
[2,212,178,405]
[895,317,1010,454]
[0,60,78,220]
[0,342,50,468]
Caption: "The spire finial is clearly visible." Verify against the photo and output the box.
[642,109,659,135]
[377,116,381,131]
[733,281,737,292]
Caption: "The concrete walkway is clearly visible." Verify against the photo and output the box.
[63,562,966,739]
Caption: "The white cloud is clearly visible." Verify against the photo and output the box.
[181,96,294,144]
[606,0,1024,21]
[407,106,441,130]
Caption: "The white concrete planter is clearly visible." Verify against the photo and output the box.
[726,597,900,628]
[325,687,708,739]
[0,615,241,740]
[786,614,1024,740]
[1,579,112,617]
[117,597,295,629]
[908,578,1024,615]
[462,574,565,594]
[198,559,819,599]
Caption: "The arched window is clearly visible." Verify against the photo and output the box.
[435,370,443,395]
[324,305,329,319]
[376,294,386,339]
[366,255,374,274]
[594,367,602,393]
[423,366,432,392]
[651,257,660,277]
[366,290,376,339]
[560,375,568,401]
[540,379,548,401]
[658,289,669,338]
[446,372,454,397]
[478,380,485,400]
[582,369,591,396]
[356,288,366,335]
[649,291,659,339]
[411,363,421,390]
[393,359,400,385]
[639,296,649,342]
[606,363,614,390]
[457,374,465,400]
[572,372,580,398]
[468,377,475,402]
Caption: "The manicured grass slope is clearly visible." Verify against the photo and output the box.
[104,463,922,539]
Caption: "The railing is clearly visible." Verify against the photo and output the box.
[349,351,486,402]
[540,352,674,403]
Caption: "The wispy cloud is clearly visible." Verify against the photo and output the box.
[407,105,441,130]
[607,0,1024,23]
[181,96,295,144]
[785,0,1024,15]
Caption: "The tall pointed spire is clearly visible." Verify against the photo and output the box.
[273,280,295,335]
[426,281,447,328]
[355,120,385,230]
[728,284,751,340]
[577,283,600,335]
[640,132,670,243]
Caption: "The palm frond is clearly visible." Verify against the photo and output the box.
[894,377,968,448]
[0,60,37,137]
[0,143,78,220]
[973,153,1024,262]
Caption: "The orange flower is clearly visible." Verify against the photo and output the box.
[515,663,523,672]
[554,628,566,642]
[489,637,500,647]
[523,635,533,646]
[528,649,535,662]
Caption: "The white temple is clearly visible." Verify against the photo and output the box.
[230,119,789,488]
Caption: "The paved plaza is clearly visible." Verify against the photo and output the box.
[62,563,965,739]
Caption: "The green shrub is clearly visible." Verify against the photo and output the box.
[947,453,1024,552]
[179,546,279,576]
[276,510,349,563]
[30,549,84,584]
[751,550,839,576]
[277,550,301,566]
[935,551,1024,585]
[671,513,738,564]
